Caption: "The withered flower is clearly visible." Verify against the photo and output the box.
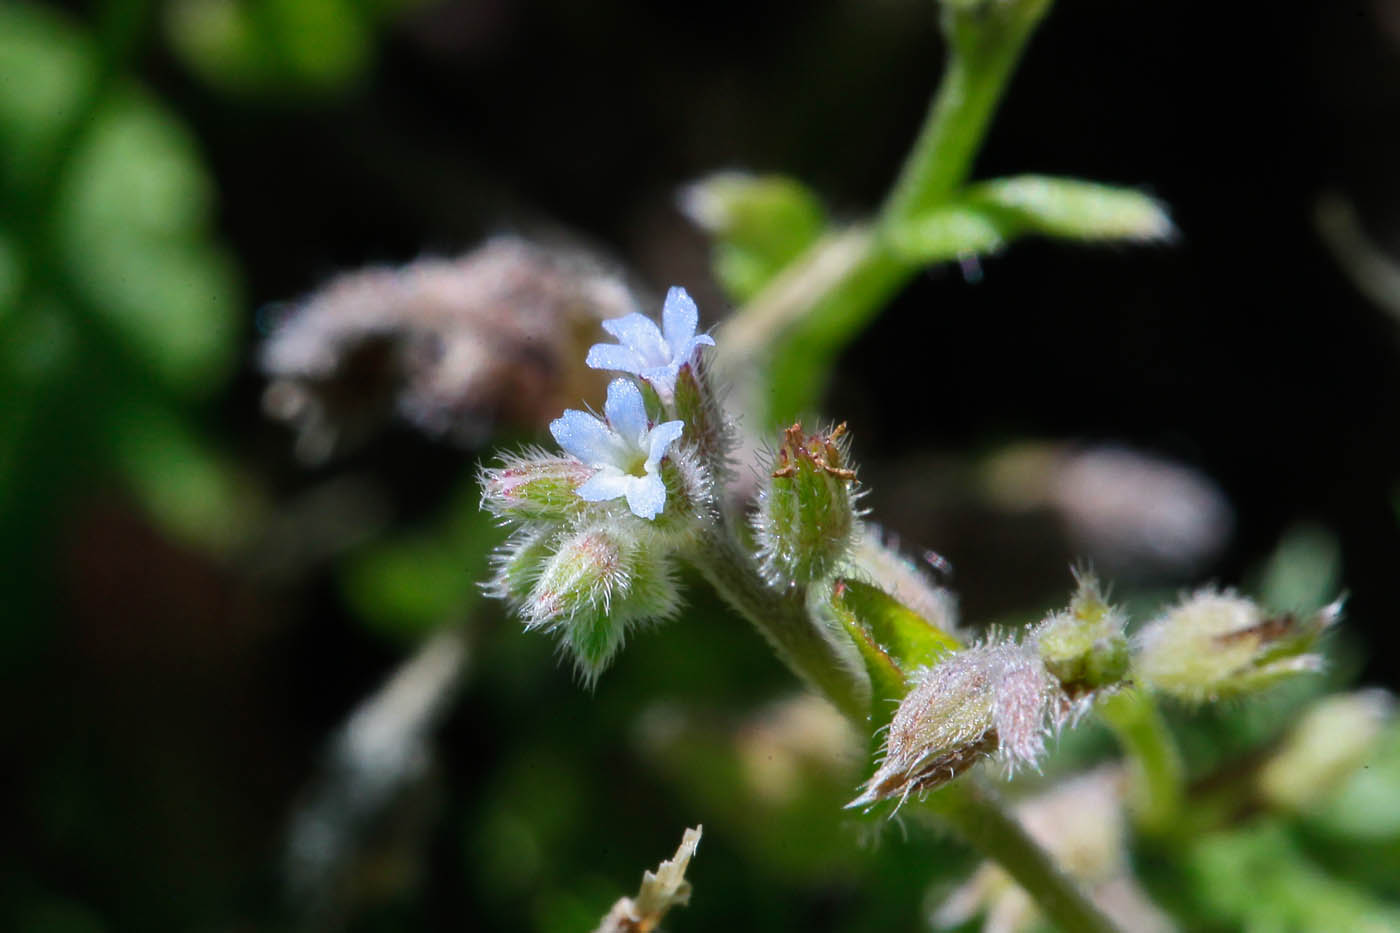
[262,237,637,462]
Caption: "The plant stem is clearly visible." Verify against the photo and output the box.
[717,0,1055,426]
[883,0,1053,223]
[691,526,867,723]
[927,781,1121,933]
[1097,688,1185,836]
[706,6,1121,929]
[692,521,1123,933]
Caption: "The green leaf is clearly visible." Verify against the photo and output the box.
[342,481,504,642]
[1183,822,1400,932]
[834,578,960,671]
[1255,522,1342,615]
[887,175,1174,264]
[824,578,959,734]
[0,5,97,194]
[682,172,827,303]
[108,396,258,552]
[50,89,240,398]
[167,0,377,97]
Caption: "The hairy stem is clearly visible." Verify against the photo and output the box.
[708,4,1121,929]
[691,526,867,723]
[1097,687,1185,836]
[927,781,1121,933]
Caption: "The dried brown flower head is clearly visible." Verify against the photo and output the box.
[262,237,638,462]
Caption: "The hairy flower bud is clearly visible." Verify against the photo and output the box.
[480,454,594,521]
[1034,570,1130,696]
[754,422,860,587]
[671,360,734,481]
[1133,590,1340,703]
[850,643,1061,808]
[485,526,555,607]
[523,523,683,683]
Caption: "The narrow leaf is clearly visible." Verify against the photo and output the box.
[888,174,1174,265]
[835,578,960,670]
[825,580,909,732]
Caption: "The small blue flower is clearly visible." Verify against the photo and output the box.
[586,286,716,397]
[550,378,685,520]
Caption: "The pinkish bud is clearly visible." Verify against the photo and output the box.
[480,454,594,521]
[850,642,1062,809]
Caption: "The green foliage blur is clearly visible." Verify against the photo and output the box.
[6,2,1400,932]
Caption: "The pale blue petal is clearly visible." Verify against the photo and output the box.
[625,473,667,520]
[602,313,669,365]
[550,409,617,467]
[586,343,647,375]
[646,420,685,466]
[603,378,649,446]
[661,287,699,352]
[576,469,632,502]
[639,363,681,396]
[687,333,717,354]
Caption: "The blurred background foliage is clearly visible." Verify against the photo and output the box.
[6,0,1400,931]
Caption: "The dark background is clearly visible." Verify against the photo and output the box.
[10,0,1400,930]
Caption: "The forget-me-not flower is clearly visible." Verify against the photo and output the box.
[550,378,684,520]
[585,286,715,397]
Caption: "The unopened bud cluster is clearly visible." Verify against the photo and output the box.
[854,569,1342,809]
[481,288,727,683]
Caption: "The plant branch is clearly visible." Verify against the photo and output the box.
[1097,687,1185,837]
[926,781,1121,933]
[691,526,867,723]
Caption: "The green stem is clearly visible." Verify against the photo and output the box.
[707,5,1119,929]
[1097,688,1185,836]
[883,0,1053,223]
[927,781,1120,933]
[691,525,1122,933]
[691,527,867,723]
[717,0,1054,426]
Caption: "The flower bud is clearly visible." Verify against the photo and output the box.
[754,422,860,587]
[850,643,1060,808]
[523,523,683,683]
[480,454,594,521]
[1257,689,1393,813]
[1034,570,1130,697]
[485,526,555,607]
[1133,590,1340,703]
[671,361,734,481]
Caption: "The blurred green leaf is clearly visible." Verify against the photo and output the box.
[0,5,97,194]
[108,397,259,551]
[0,3,243,555]
[53,90,239,397]
[342,480,504,641]
[165,0,376,97]
[1183,822,1400,932]
[888,175,1173,264]
[1254,522,1343,614]
[1310,720,1400,843]
[684,172,827,303]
